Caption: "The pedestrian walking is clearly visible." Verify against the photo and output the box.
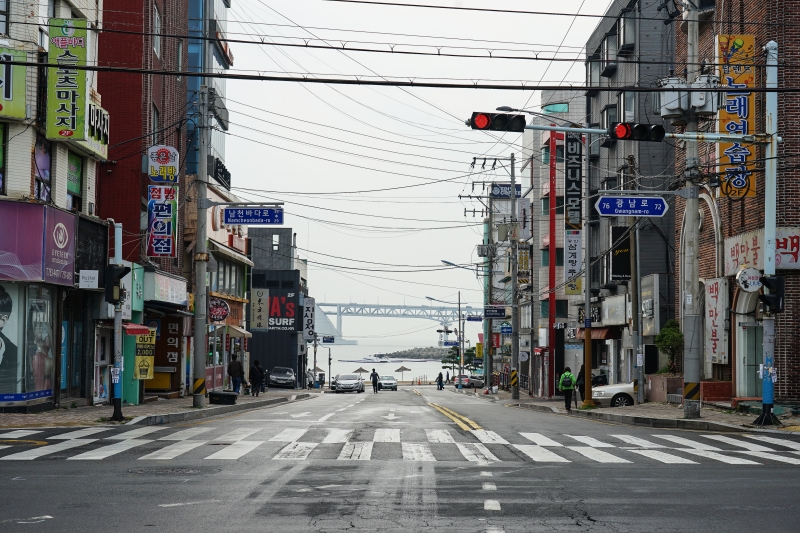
[227,354,245,395]
[250,360,264,397]
[558,366,576,413]
[576,364,586,403]
[370,368,380,393]
[445,370,450,384]
[436,372,444,390]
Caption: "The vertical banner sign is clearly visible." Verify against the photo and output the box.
[717,35,756,198]
[146,185,178,257]
[147,145,180,183]
[564,230,582,295]
[475,342,483,360]
[517,246,530,284]
[47,19,88,140]
[610,226,631,281]
[0,48,28,119]
[251,287,269,331]
[134,331,156,380]
[564,133,583,295]
[704,278,729,364]
[302,297,316,341]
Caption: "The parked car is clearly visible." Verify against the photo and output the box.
[454,374,485,389]
[592,380,636,407]
[269,367,296,389]
[378,375,398,391]
[334,373,365,393]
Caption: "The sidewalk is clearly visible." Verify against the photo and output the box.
[452,387,800,435]
[0,389,320,429]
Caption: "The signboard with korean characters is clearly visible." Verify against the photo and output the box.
[716,34,757,198]
[147,145,180,183]
[146,185,178,258]
[302,297,316,341]
[0,47,28,119]
[724,227,800,275]
[46,19,88,140]
[251,287,269,331]
[564,229,582,295]
[704,278,728,364]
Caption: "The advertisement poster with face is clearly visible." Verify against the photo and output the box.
[0,284,19,394]
[25,285,54,398]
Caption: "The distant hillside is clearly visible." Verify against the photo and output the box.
[385,347,450,359]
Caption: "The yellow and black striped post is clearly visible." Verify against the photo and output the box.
[193,377,207,396]
[683,381,700,403]
[510,369,519,387]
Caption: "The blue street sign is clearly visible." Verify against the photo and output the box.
[584,318,592,328]
[443,340,458,347]
[594,196,669,217]
[490,183,522,199]
[484,307,506,318]
[322,336,335,343]
[500,326,513,334]
[466,316,483,322]
[223,208,284,225]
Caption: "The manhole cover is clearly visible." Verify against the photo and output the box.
[127,467,217,476]
[0,439,47,446]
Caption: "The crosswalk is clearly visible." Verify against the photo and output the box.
[1,426,800,465]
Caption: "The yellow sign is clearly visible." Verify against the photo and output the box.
[717,34,757,198]
[476,343,483,360]
[134,356,154,380]
[135,331,156,345]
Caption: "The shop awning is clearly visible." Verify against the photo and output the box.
[211,324,252,338]
[575,327,621,340]
[209,242,254,267]
[121,323,153,336]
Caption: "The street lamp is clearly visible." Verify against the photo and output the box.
[496,106,581,127]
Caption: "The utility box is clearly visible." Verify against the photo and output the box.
[691,74,720,116]
[659,77,689,122]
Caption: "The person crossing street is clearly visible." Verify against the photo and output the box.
[370,368,380,393]
[558,366,576,414]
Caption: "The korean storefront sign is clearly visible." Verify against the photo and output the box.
[716,35,756,198]
[724,227,800,275]
[564,133,582,229]
[144,270,188,306]
[146,185,178,258]
[46,19,88,140]
[704,278,728,364]
[564,230,582,295]
[134,330,155,380]
[67,152,82,195]
[302,297,316,341]
[147,145,180,183]
[517,246,530,285]
[610,226,631,281]
[44,207,76,286]
[0,48,28,119]
[251,287,269,331]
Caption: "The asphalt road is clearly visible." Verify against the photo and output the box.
[1,386,799,532]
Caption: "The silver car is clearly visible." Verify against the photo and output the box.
[591,380,637,407]
[454,374,485,389]
[334,373,365,393]
[378,375,398,391]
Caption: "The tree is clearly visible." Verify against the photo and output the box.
[441,347,459,373]
[655,319,683,374]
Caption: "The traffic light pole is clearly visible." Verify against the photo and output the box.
[510,153,520,401]
[110,222,124,422]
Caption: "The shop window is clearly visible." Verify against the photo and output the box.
[66,151,83,212]
[34,134,51,202]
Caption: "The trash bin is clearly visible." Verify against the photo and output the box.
[209,391,237,405]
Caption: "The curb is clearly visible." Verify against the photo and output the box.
[127,393,313,426]
[451,388,498,402]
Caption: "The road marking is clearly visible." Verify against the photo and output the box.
[513,444,570,463]
[611,435,666,448]
[48,428,108,440]
[1,439,96,460]
[69,439,152,460]
[520,433,562,447]
[213,429,259,443]
[482,482,497,491]
[317,413,335,422]
[740,451,800,464]
[139,441,206,460]
[206,441,264,460]
[274,442,318,460]
[269,428,308,442]
[337,408,347,412]
[0,515,54,525]
[159,500,220,508]
[567,446,631,463]
[0,430,42,439]
[157,427,214,441]
[374,428,400,442]
[323,429,352,444]
[471,430,509,445]
[455,443,500,464]
[107,427,166,440]
[338,442,373,460]
[678,448,760,465]
[429,404,470,430]
[565,435,615,448]
[0,446,9,451]
[402,442,436,461]
[484,500,501,511]
[486,527,504,533]
[746,435,800,451]
[627,449,698,464]
[653,435,721,451]
[703,435,776,452]
[426,429,455,443]
[382,413,399,420]
[290,412,311,418]
[480,471,493,477]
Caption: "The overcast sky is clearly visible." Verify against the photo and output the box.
[224,0,613,348]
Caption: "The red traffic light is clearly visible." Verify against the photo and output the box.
[612,122,634,140]
[608,122,665,142]
[469,112,526,132]
[472,113,491,130]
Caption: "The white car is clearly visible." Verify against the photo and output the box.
[378,375,398,391]
[592,380,637,407]
[334,374,365,394]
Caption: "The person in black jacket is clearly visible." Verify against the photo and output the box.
[576,364,586,403]
[250,360,264,397]
[370,368,379,393]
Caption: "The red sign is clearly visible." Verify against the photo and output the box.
[492,333,501,348]
[268,295,296,330]
[209,297,230,322]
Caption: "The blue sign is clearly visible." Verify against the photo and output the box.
[490,183,522,199]
[466,316,483,322]
[500,326,513,334]
[443,340,458,347]
[595,196,669,217]
[223,208,284,225]
[322,336,335,344]
[484,307,506,318]
[584,318,592,328]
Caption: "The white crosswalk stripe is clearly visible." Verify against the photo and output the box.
[139,441,207,460]
[338,442,373,460]
[159,427,214,441]
[565,435,615,448]
[703,435,776,452]
[653,435,722,451]
[48,428,108,440]
[513,444,570,463]
[471,430,509,445]
[745,435,800,451]
[426,429,455,443]
[269,428,308,442]
[374,429,400,443]
[213,429,259,443]
[206,441,264,460]
[402,442,436,461]
[69,439,152,460]
[612,435,666,448]
[678,448,761,465]
[323,429,352,444]
[520,433,563,447]
[0,430,42,439]
[627,449,698,464]
[740,451,800,464]
[567,446,630,463]
[1,439,96,460]
[456,443,500,464]
[106,427,165,440]
[274,442,318,460]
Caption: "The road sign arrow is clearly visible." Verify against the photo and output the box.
[595,196,669,217]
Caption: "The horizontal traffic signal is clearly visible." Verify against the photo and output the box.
[104,264,131,304]
[607,122,665,142]
[468,112,527,132]
[759,276,785,313]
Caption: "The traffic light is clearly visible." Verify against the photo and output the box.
[468,112,527,132]
[759,276,785,313]
[104,264,131,304]
[607,122,665,142]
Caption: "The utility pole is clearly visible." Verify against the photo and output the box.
[110,222,124,421]
[627,155,643,402]
[682,1,702,419]
[484,195,494,388]
[581,151,593,407]
[328,347,332,389]
[313,333,318,388]
[192,0,214,408]
[458,291,463,389]
[510,152,520,400]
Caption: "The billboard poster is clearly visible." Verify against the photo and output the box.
[250,287,268,331]
[716,34,756,198]
[564,230,582,295]
[0,48,28,119]
[610,226,631,281]
[46,19,88,140]
[147,145,180,183]
[146,185,178,258]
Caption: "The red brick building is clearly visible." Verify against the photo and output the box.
[672,2,800,402]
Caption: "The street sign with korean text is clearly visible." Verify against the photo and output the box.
[223,208,284,225]
[146,185,178,258]
[500,325,512,334]
[595,196,669,217]
[443,340,458,347]
[490,183,521,199]
[322,336,335,343]
[484,307,506,318]
[467,316,483,322]
[302,297,315,341]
